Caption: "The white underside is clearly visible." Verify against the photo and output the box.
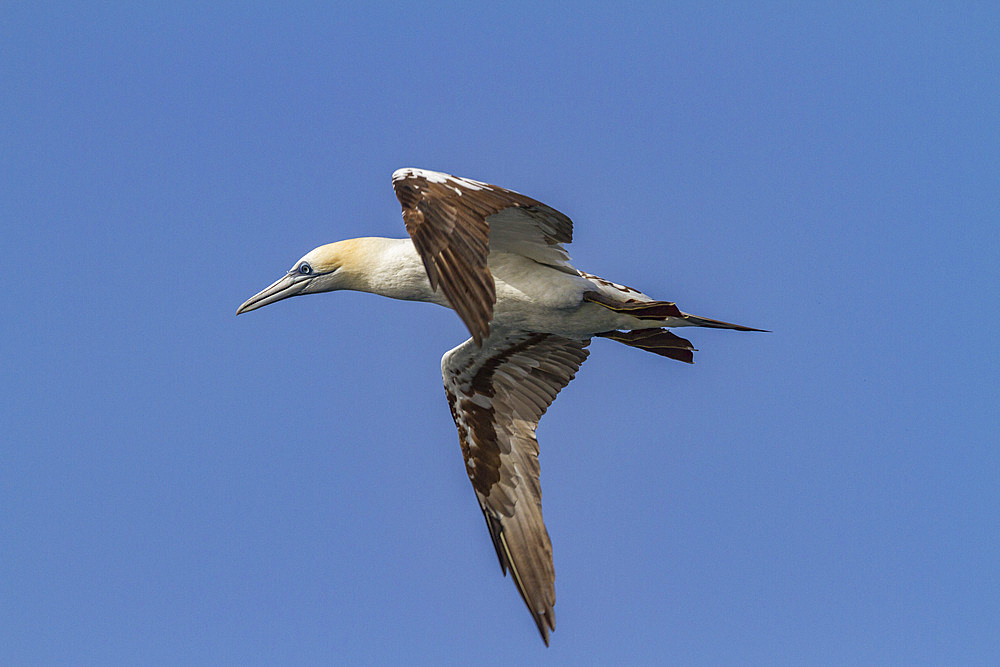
[488,253,649,337]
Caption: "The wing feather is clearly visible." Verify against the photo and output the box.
[393,168,575,345]
[442,330,590,645]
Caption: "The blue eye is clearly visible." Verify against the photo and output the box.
[299,263,312,275]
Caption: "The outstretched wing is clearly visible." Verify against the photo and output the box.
[393,167,575,345]
[441,330,591,645]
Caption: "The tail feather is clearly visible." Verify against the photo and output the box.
[680,314,769,332]
[583,290,682,319]
[596,328,697,363]
[583,290,767,332]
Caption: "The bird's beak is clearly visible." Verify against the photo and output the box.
[237,273,309,315]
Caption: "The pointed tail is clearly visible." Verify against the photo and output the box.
[583,290,768,332]
[678,314,769,332]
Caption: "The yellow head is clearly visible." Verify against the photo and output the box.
[236,239,368,315]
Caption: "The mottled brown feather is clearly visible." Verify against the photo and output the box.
[394,169,573,345]
[443,331,591,645]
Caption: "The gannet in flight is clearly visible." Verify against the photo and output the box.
[237,168,762,645]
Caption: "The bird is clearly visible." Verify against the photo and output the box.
[237,167,763,645]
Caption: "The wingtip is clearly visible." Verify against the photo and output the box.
[535,608,555,646]
[471,323,490,347]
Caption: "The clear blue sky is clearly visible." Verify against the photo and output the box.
[3,3,998,664]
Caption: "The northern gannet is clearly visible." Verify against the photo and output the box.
[237,168,763,645]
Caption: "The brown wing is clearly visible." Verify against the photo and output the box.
[442,330,591,645]
[393,168,574,345]
[596,328,698,363]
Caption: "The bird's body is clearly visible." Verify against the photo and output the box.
[292,235,724,338]
[315,236,658,335]
[238,168,762,645]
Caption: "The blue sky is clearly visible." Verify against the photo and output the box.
[2,3,998,663]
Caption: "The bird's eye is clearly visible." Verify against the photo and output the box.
[298,263,312,275]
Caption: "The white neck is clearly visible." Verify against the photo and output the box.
[345,237,446,305]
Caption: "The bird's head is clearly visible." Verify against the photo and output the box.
[237,240,358,315]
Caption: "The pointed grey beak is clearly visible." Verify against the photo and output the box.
[237,273,309,315]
